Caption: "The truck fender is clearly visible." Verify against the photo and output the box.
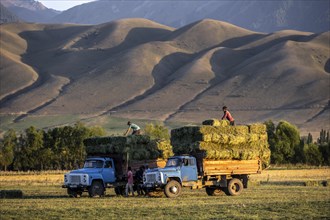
[166,177,182,185]
[90,174,105,187]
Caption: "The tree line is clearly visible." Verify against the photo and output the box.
[0,121,329,171]
[265,120,329,166]
[0,123,105,171]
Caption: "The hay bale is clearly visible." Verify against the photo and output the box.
[84,135,173,160]
[232,125,249,135]
[0,190,23,198]
[202,119,229,126]
[249,124,267,134]
[171,122,270,165]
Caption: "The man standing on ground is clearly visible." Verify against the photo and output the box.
[221,106,235,126]
[135,166,146,196]
[125,166,134,197]
[124,121,141,136]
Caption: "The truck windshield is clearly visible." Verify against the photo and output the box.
[166,158,180,167]
[84,160,104,168]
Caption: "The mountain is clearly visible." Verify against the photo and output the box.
[0,18,329,134]
[0,2,20,23]
[1,0,60,23]
[50,0,330,33]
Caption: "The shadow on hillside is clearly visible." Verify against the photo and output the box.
[208,32,321,81]
[18,25,173,78]
[110,51,193,111]
[325,59,330,73]
[6,25,174,116]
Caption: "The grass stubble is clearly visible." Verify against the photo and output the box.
[0,169,329,219]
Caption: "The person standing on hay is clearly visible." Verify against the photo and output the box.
[125,166,135,197]
[221,106,235,126]
[124,121,141,136]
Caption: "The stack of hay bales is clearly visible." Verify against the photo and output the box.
[84,135,173,160]
[171,119,270,166]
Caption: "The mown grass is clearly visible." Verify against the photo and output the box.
[0,169,329,219]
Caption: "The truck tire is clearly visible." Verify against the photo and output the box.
[227,178,243,196]
[88,181,105,197]
[164,180,182,198]
[67,188,79,198]
[205,187,224,196]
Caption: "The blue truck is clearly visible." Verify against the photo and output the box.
[143,154,262,198]
[62,153,166,197]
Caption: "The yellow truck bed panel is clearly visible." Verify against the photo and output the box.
[203,159,261,175]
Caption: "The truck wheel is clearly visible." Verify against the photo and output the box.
[164,180,181,198]
[205,187,224,196]
[88,181,105,197]
[227,178,243,196]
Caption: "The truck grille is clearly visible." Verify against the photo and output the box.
[70,175,81,184]
[146,173,156,182]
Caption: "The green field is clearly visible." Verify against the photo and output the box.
[0,114,189,136]
[0,169,329,219]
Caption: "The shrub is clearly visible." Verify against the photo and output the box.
[303,144,323,166]
[144,123,170,140]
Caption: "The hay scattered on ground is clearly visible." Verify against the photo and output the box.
[84,135,173,160]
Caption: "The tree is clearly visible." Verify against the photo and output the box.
[317,129,330,165]
[303,143,323,166]
[319,143,330,165]
[15,126,44,170]
[272,121,300,164]
[144,123,170,140]
[307,133,313,144]
[317,129,328,144]
[0,129,17,171]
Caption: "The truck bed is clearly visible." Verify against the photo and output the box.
[201,159,262,176]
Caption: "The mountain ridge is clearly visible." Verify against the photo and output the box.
[0,18,329,134]
[50,0,330,33]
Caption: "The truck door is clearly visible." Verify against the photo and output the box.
[180,158,198,181]
[102,159,116,183]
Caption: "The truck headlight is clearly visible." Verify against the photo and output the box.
[64,174,68,183]
[83,175,87,183]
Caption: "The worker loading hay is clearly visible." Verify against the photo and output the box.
[171,119,271,166]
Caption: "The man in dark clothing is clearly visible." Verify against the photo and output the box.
[222,106,235,126]
[135,166,145,196]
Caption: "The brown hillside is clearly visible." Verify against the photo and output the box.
[0,19,329,133]
[168,19,265,52]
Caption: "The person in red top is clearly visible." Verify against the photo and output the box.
[222,106,235,126]
[125,166,135,197]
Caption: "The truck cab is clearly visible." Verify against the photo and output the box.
[63,157,115,197]
[144,155,261,198]
[144,156,198,197]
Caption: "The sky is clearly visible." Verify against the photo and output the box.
[39,0,96,11]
